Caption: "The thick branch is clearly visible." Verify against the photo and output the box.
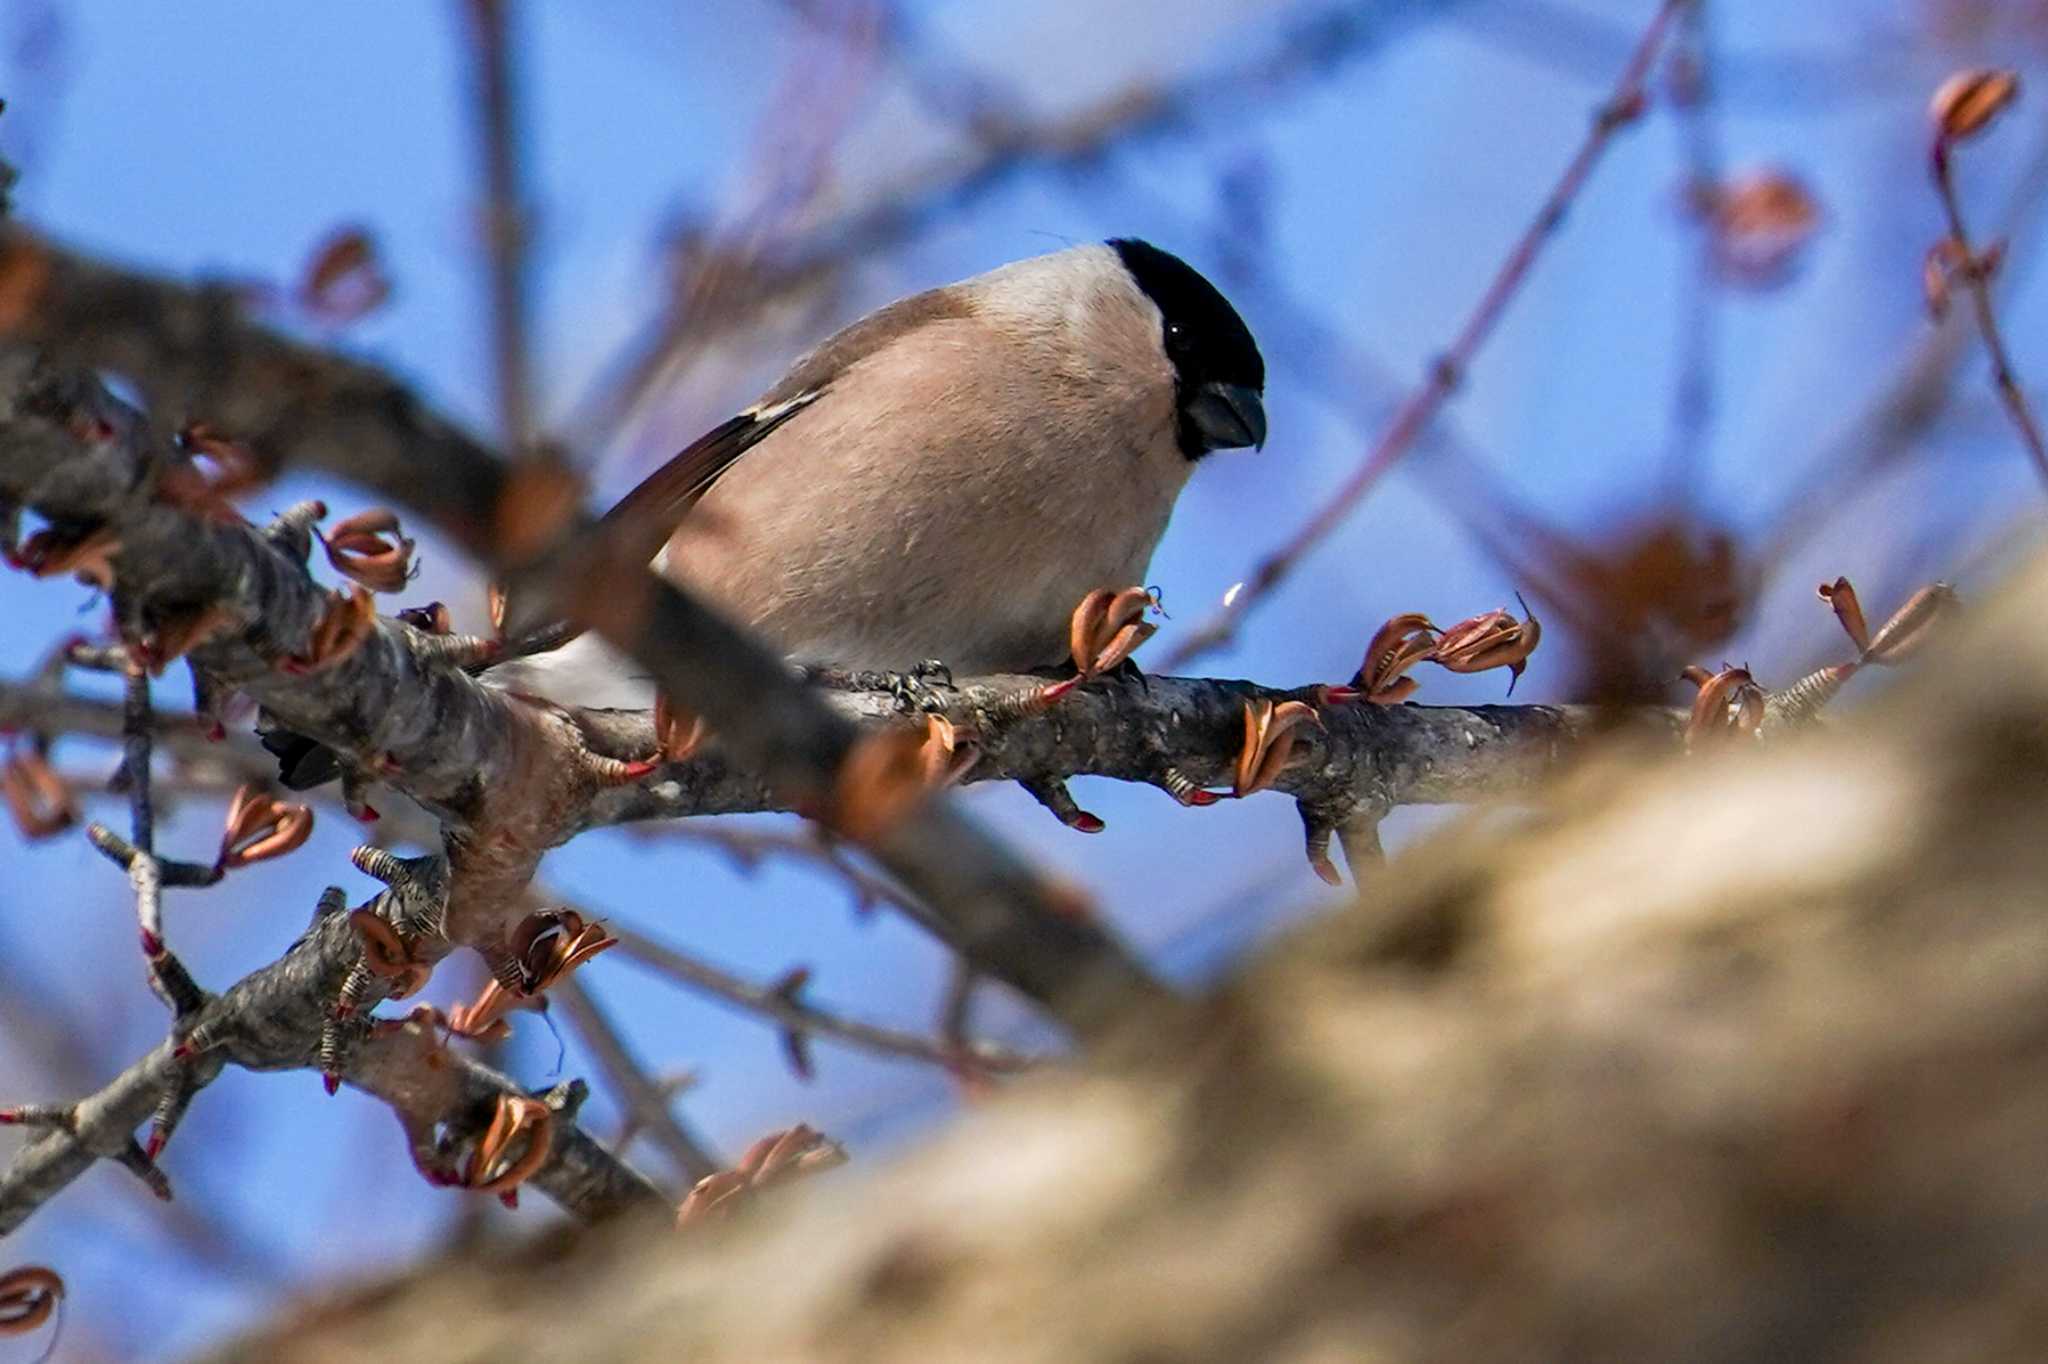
[578,677,1656,830]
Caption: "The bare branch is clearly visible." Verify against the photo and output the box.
[1161,0,1694,669]
[461,0,537,453]
[1928,80,2048,490]
[604,921,1035,1079]
[551,977,722,1185]
[0,886,663,1234]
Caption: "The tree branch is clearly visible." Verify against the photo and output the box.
[604,921,1036,1079]
[462,0,538,454]
[551,977,723,1185]
[1930,114,2048,490]
[1161,0,1693,668]
[0,889,664,1235]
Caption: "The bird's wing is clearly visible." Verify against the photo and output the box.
[594,393,820,568]
[753,282,974,410]
[488,284,979,666]
[597,282,978,566]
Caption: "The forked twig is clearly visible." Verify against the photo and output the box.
[1161,0,1693,668]
[1928,71,2048,490]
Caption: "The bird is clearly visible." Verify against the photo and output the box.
[264,237,1265,785]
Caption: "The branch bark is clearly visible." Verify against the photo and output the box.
[0,890,663,1235]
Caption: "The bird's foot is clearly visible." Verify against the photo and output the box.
[884,659,956,714]
[795,660,957,712]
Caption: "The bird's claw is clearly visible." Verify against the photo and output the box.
[884,661,956,714]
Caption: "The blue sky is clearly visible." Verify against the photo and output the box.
[4,1,2045,1356]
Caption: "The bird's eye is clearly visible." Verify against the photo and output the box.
[1165,320,1188,349]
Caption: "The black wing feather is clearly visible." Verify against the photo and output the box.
[597,396,818,569]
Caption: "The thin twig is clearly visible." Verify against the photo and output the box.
[1752,123,2048,569]
[463,0,536,453]
[551,976,722,1185]
[1043,153,1601,652]
[1159,0,1693,669]
[604,922,1034,1078]
[122,665,153,853]
[569,0,1457,456]
[1452,0,1905,114]
[115,667,206,1030]
[626,821,921,920]
[1931,136,2048,491]
[1664,0,1722,502]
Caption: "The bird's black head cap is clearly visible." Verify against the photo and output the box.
[1109,238,1266,459]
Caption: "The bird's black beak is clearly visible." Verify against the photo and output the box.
[1186,381,1267,452]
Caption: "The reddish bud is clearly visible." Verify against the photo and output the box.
[318,507,416,594]
[1432,597,1543,692]
[1816,577,1871,654]
[1703,169,1822,287]
[298,226,391,323]
[1932,69,2019,143]
[1232,699,1323,798]
[1349,612,1438,704]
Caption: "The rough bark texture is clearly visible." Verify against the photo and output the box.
[208,555,2048,1364]
[0,878,666,1238]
